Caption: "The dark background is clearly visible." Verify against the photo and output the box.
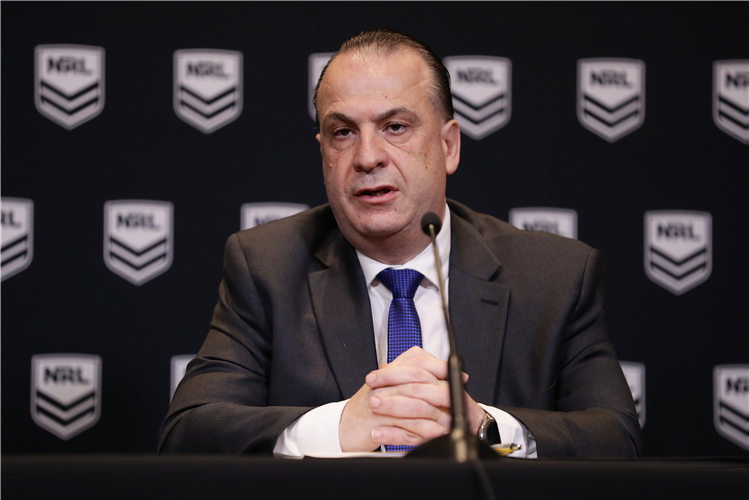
[2,2,747,457]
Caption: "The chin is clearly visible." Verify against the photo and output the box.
[353,215,409,239]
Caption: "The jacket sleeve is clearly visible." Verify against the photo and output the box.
[501,249,643,458]
[157,233,312,454]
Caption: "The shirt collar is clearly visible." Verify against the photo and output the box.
[356,205,451,289]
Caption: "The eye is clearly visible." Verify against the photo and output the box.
[332,128,354,139]
[387,123,408,134]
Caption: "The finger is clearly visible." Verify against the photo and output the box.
[369,396,443,420]
[372,381,452,409]
[369,394,450,427]
[366,365,440,389]
[389,351,470,383]
[394,355,449,379]
[387,346,429,366]
[371,420,449,447]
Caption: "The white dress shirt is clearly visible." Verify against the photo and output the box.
[274,207,536,458]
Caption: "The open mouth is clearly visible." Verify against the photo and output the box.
[358,188,391,197]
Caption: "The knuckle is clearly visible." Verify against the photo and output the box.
[405,383,423,398]
[404,431,420,445]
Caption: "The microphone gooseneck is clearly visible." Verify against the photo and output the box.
[406,212,498,463]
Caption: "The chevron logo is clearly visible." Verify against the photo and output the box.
[104,200,173,285]
[444,56,511,140]
[644,211,711,295]
[35,45,104,130]
[1,198,34,281]
[620,361,646,428]
[714,365,749,450]
[713,60,749,144]
[31,354,101,440]
[578,59,645,142]
[509,207,578,239]
[174,49,243,134]
[240,202,309,230]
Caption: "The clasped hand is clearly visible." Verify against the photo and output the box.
[339,346,485,452]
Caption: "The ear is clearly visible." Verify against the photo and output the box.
[441,119,460,175]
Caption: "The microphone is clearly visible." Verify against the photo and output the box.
[405,212,498,462]
[421,212,442,238]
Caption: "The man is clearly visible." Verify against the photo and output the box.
[159,29,641,458]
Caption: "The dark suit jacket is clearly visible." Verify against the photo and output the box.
[159,201,642,457]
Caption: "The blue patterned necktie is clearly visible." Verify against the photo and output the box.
[377,268,424,452]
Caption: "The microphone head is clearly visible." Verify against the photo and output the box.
[421,212,442,236]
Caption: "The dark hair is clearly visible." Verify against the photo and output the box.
[313,28,453,128]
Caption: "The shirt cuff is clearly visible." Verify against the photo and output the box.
[478,403,537,459]
[273,400,349,459]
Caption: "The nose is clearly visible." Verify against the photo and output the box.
[353,128,387,172]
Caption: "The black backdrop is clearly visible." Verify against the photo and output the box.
[2,2,747,457]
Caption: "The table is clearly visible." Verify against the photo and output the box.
[3,455,747,499]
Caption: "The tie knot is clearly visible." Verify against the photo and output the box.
[377,268,424,299]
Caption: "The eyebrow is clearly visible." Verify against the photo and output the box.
[373,107,420,124]
[321,112,354,126]
[321,107,421,127]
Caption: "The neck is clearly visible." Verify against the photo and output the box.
[345,204,447,265]
[353,229,432,265]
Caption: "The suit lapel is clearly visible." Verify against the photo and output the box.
[449,212,511,405]
[309,232,378,399]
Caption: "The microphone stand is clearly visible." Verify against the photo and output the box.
[405,213,498,462]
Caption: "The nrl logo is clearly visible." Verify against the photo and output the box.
[174,49,243,134]
[508,207,578,239]
[241,202,309,230]
[444,56,511,140]
[308,52,334,121]
[104,200,174,286]
[620,361,646,428]
[1,198,34,281]
[714,365,749,450]
[713,60,749,144]
[31,354,101,440]
[35,45,105,130]
[578,58,645,142]
[170,354,195,401]
[644,210,711,295]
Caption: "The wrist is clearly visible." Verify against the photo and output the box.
[468,399,486,435]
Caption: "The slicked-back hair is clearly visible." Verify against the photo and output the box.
[313,28,454,128]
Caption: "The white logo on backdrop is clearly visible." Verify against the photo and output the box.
[174,49,243,134]
[444,56,511,140]
[104,200,174,285]
[308,52,334,121]
[578,58,645,142]
[170,354,195,402]
[1,198,34,281]
[714,365,749,450]
[31,354,101,440]
[713,60,749,144]
[508,207,578,239]
[620,361,646,428]
[241,202,309,230]
[35,45,105,130]
[644,210,711,295]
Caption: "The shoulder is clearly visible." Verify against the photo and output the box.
[225,204,339,271]
[448,200,598,281]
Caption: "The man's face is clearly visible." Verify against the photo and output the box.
[316,49,459,256]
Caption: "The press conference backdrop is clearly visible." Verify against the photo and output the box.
[2,2,747,456]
